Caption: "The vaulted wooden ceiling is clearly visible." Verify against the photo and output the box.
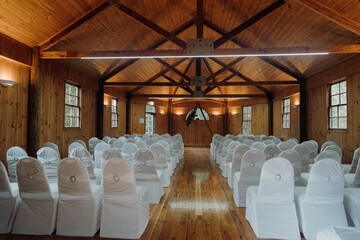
[1,0,360,100]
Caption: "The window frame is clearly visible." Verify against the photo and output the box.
[64,82,81,129]
[282,98,290,129]
[242,106,252,135]
[328,79,347,130]
[111,98,118,128]
[145,101,156,134]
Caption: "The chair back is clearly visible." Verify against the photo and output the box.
[320,140,337,152]
[286,139,298,148]
[36,147,60,180]
[243,139,254,147]
[225,141,240,164]
[324,145,343,159]
[302,141,318,162]
[133,149,157,180]
[70,147,96,179]
[293,144,310,173]
[101,148,122,170]
[68,142,85,157]
[263,144,281,160]
[16,157,52,199]
[316,150,341,163]
[0,161,15,198]
[112,139,126,150]
[277,142,291,151]
[232,144,251,173]
[94,142,110,169]
[305,159,344,203]
[257,157,294,203]
[136,140,148,148]
[43,142,60,158]
[88,137,99,154]
[251,141,266,151]
[149,143,168,169]
[240,149,265,182]
[102,136,111,144]
[350,147,360,173]
[279,149,302,185]
[263,139,275,145]
[57,157,92,200]
[121,143,139,165]
[73,139,87,149]
[6,146,28,182]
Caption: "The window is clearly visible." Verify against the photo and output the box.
[65,82,80,128]
[282,98,290,129]
[242,106,252,135]
[145,101,156,134]
[185,108,210,120]
[111,98,118,128]
[329,80,347,129]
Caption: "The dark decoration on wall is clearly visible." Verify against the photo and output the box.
[186,108,197,127]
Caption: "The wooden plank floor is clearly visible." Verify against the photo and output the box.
[2,147,264,240]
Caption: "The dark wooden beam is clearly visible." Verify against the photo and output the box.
[101,19,194,82]
[268,94,274,136]
[107,0,187,49]
[214,0,285,48]
[162,75,193,94]
[210,80,299,86]
[204,20,304,80]
[210,57,272,95]
[204,74,235,94]
[173,59,194,95]
[105,80,298,86]
[96,79,104,139]
[195,0,204,91]
[136,94,266,98]
[40,2,110,51]
[154,58,191,81]
[299,79,307,142]
[205,58,244,82]
[126,92,132,134]
[203,58,223,95]
[130,58,187,93]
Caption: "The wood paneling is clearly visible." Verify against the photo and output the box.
[307,55,360,163]
[252,103,269,135]
[129,97,147,134]
[228,106,242,135]
[0,33,32,66]
[0,56,29,165]
[35,60,98,158]
[154,99,169,134]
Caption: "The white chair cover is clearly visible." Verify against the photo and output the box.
[6,146,28,182]
[158,140,175,174]
[112,139,126,150]
[12,157,58,235]
[344,154,360,188]
[94,142,110,169]
[279,149,302,186]
[164,138,179,164]
[133,149,164,204]
[246,158,300,239]
[56,158,102,236]
[150,143,170,187]
[121,143,139,166]
[0,161,19,233]
[74,139,87,149]
[344,147,360,173]
[320,140,337,152]
[102,136,111,144]
[317,226,360,240]
[344,188,360,228]
[108,138,117,147]
[315,150,341,163]
[277,141,291,151]
[263,144,281,160]
[233,149,265,207]
[263,139,275,145]
[302,141,318,163]
[135,140,148,149]
[68,142,85,157]
[43,142,61,159]
[227,144,250,189]
[70,147,97,180]
[220,139,233,171]
[294,159,347,240]
[88,137,99,155]
[100,158,149,239]
[223,141,240,177]
[293,144,310,173]
[36,146,61,183]
[251,141,266,151]
[324,145,343,159]
[101,148,122,170]
[242,139,254,147]
[286,139,298,148]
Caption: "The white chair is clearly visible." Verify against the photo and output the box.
[220,139,233,171]
[102,136,111,144]
[0,161,19,233]
[344,188,360,227]
[343,156,360,188]
[101,148,122,170]
[233,149,265,207]
[43,142,61,159]
[88,137,99,155]
[70,147,97,180]
[6,146,28,182]
[12,157,58,235]
[227,144,250,189]
[302,141,318,163]
[136,140,148,148]
[108,138,117,147]
[74,139,87,149]
[112,139,126,150]
[223,141,240,177]
[68,142,85,157]
[294,159,348,240]
[121,143,139,166]
[279,149,302,186]
[320,140,337,152]
[56,158,102,236]
[164,138,178,164]
[36,146,61,183]
[158,140,175,175]
[286,139,298,148]
[246,157,300,240]
[150,143,171,187]
[251,141,266,151]
[317,226,360,240]
[100,158,149,239]
[343,147,360,173]
[263,144,281,160]
[324,145,343,159]
[133,148,164,204]
[263,139,275,145]
[277,141,291,151]
[316,149,341,163]
[94,142,110,169]
[293,144,310,173]
[242,139,254,147]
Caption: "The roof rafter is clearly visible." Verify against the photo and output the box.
[173,59,194,95]
[162,75,193,94]
[296,0,360,36]
[134,94,266,98]
[105,80,298,86]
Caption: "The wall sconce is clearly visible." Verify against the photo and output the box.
[292,103,300,108]
[0,79,16,87]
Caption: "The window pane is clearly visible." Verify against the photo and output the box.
[331,95,339,105]
[339,105,347,117]
[65,117,71,127]
[331,83,339,94]
[339,117,347,128]
[65,84,71,94]
[340,81,346,93]
[340,93,347,104]
[65,95,70,105]
[330,107,338,117]
[73,107,80,117]
[330,117,338,128]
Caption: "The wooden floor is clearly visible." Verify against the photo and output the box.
[2,147,261,240]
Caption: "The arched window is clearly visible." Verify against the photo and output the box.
[186,108,210,121]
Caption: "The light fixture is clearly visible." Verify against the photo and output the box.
[0,79,16,87]
[292,104,300,108]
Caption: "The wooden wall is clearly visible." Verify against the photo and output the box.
[129,96,147,134]
[0,56,30,165]
[153,99,169,135]
[103,87,126,137]
[0,33,31,166]
[273,86,300,141]
[35,60,98,158]
[306,55,360,163]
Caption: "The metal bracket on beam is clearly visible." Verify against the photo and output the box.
[190,76,206,86]
[192,90,204,97]
[187,38,214,55]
